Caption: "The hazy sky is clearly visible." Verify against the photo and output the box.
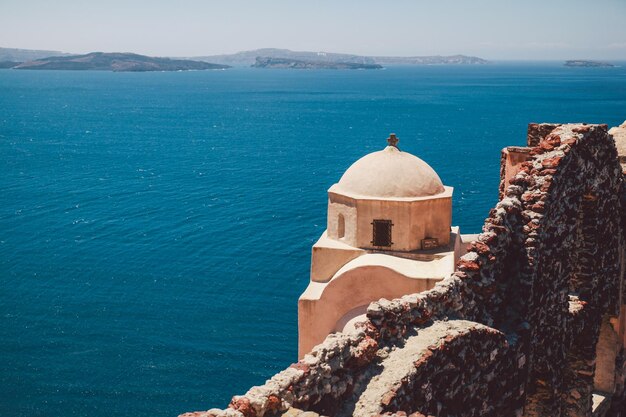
[2,0,625,60]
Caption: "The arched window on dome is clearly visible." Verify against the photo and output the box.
[337,214,345,239]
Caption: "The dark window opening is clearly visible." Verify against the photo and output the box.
[337,214,345,239]
[371,219,393,247]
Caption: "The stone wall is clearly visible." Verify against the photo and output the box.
[181,122,625,417]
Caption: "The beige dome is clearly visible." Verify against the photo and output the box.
[335,145,445,198]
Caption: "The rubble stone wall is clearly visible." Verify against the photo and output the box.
[181,123,625,417]
[377,322,523,417]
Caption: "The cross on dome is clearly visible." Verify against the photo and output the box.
[387,133,399,148]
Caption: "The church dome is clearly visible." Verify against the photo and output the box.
[335,135,445,198]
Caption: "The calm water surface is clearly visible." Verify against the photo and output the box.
[1,64,625,416]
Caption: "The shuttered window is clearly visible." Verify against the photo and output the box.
[371,219,393,247]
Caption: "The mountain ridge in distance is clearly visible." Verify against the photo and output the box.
[1,46,490,70]
[13,52,229,72]
[252,56,383,70]
[190,48,490,66]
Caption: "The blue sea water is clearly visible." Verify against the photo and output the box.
[1,63,625,417]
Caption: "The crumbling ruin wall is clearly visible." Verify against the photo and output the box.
[181,122,625,417]
[375,322,519,417]
[518,124,622,417]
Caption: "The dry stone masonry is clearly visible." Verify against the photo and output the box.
[181,121,626,417]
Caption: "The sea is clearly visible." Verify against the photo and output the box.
[1,63,625,417]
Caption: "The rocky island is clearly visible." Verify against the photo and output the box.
[13,52,229,72]
[564,60,615,67]
[193,48,488,67]
[1,46,489,69]
[372,54,488,65]
[252,56,382,70]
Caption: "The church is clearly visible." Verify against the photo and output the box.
[298,134,475,357]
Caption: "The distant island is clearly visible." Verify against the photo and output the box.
[564,60,615,68]
[372,54,488,65]
[190,48,489,67]
[11,52,229,72]
[252,56,382,70]
[0,47,490,71]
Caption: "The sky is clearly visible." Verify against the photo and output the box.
[1,0,625,60]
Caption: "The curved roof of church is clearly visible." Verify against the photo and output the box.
[334,136,445,198]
